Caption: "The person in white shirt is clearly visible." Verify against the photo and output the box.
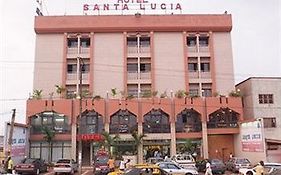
[119,158,126,171]
[205,161,213,175]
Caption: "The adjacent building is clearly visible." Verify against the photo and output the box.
[27,14,243,164]
[236,77,281,163]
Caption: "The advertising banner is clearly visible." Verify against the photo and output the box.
[241,120,264,152]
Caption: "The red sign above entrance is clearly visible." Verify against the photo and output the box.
[77,134,103,141]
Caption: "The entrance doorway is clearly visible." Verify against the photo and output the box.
[82,142,91,166]
[143,140,170,161]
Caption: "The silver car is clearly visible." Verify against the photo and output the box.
[157,161,199,175]
[239,162,281,175]
[54,159,78,175]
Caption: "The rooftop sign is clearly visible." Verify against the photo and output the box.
[83,0,182,14]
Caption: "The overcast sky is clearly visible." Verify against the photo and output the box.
[0,0,280,134]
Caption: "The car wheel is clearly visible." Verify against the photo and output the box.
[246,171,253,175]
[70,169,74,175]
[185,173,193,175]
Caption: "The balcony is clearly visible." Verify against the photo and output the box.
[188,71,199,79]
[67,47,90,58]
[66,73,89,84]
[199,46,209,52]
[139,45,150,53]
[31,125,71,134]
[127,71,138,80]
[127,45,138,54]
[200,72,211,79]
[187,46,197,53]
[140,72,151,80]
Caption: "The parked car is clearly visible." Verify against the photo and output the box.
[239,162,281,175]
[157,161,199,175]
[54,159,78,175]
[147,157,164,164]
[270,168,281,175]
[225,157,251,172]
[14,158,48,175]
[171,154,196,169]
[196,159,226,174]
[93,149,110,175]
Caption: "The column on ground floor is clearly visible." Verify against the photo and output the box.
[170,122,177,157]
[71,123,77,160]
[202,121,209,159]
[138,124,144,164]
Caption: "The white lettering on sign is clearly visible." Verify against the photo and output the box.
[83,0,182,13]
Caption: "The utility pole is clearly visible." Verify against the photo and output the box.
[7,109,16,156]
[76,34,83,175]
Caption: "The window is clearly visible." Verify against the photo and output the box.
[188,63,198,72]
[199,36,209,47]
[67,64,77,73]
[127,63,137,73]
[258,94,274,104]
[140,63,151,72]
[67,38,78,48]
[140,37,150,46]
[263,118,276,128]
[187,37,196,47]
[201,63,210,72]
[127,37,137,46]
[80,38,90,47]
[81,64,89,73]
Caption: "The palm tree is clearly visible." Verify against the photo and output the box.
[131,131,146,163]
[101,131,119,157]
[42,127,55,163]
[55,85,66,98]
[179,139,198,157]
[32,89,43,99]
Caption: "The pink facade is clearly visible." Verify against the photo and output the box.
[28,14,242,164]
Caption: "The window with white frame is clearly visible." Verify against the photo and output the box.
[258,94,274,104]
[263,118,276,128]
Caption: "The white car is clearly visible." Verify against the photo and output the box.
[54,159,78,175]
[157,162,199,175]
[239,162,281,175]
[171,154,196,169]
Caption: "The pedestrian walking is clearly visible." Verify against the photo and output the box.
[119,158,126,171]
[107,156,115,172]
[205,160,213,175]
[6,156,13,174]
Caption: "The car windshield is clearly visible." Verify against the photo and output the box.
[23,159,36,164]
[96,156,108,164]
[57,159,70,164]
[237,159,250,164]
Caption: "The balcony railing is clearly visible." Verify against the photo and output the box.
[67,47,90,54]
[188,71,199,79]
[127,71,138,80]
[139,45,150,53]
[187,46,197,53]
[127,46,138,53]
[140,72,151,79]
[200,72,211,79]
[67,73,89,80]
[199,46,209,52]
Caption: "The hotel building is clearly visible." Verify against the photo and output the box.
[27,14,243,164]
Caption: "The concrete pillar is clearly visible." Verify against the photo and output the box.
[104,123,110,133]
[71,124,77,160]
[202,122,209,158]
[170,123,177,157]
[138,124,143,164]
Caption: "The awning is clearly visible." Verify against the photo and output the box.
[266,139,281,144]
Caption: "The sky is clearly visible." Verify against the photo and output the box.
[0,0,280,135]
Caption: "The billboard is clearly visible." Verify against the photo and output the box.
[241,120,264,152]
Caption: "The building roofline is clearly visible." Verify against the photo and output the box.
[34,14,232,34]
[235,76,281,87]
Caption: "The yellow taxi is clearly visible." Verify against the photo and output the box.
[108,164,170,175]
